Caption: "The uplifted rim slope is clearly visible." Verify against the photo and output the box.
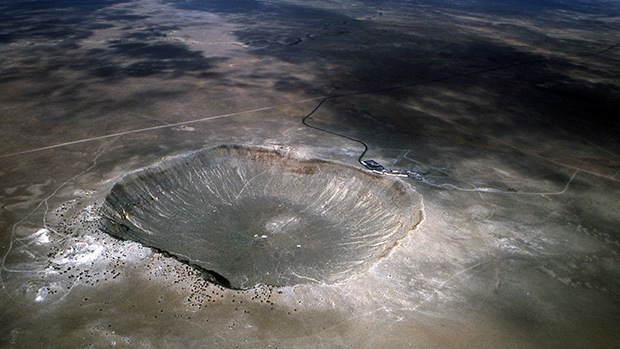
[101,145,423,289]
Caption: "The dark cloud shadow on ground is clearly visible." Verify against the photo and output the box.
[0,1,231,154]
[355,0,620,16]
[0,1,226,83]
[1,0,618,157]
[161,0,618,151]
[163,0,265,13]
[0,0,137,44]
[163,0,620,180]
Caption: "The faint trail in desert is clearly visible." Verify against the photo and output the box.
[0,97,323,159]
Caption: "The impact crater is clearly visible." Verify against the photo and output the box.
[101,145,423,289]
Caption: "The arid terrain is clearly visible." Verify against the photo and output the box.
[1,0,619,347]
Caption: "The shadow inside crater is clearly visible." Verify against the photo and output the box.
[100,145,423,289]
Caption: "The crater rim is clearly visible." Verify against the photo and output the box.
[100,144,423,290]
